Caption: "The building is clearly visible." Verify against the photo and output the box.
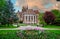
[17,6,39,24]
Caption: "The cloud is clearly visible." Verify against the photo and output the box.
[15,0,27,7]
[15,0,58,11]
[15,0,44,9]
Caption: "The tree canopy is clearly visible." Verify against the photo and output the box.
[0,0,18,25]
[51,9,60,25]
[43,11,55,24]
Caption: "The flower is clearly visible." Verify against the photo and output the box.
[19,26,44,31]
[34,27,44,31]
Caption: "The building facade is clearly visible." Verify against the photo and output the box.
[17,6,39,24]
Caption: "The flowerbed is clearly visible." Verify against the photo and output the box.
[20,26,44,31]
[0,30,60,39]
[17,30,60,39]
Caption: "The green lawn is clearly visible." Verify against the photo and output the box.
[0,24,17,28]
[0,30,60,39]
[19,23,27,26]
[0,30,20,39]
[19,23,37,26]
[45,30,60,34]
[44,25,60,29]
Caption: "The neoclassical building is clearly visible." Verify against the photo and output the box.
[17,6,39,24]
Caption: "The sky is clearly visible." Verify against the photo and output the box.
[11,0,21,12]
[11,0,59,12]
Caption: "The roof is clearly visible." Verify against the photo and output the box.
[17,8,39,18]
[18,9,39,14]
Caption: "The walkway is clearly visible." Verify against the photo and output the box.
[0,25,60,30]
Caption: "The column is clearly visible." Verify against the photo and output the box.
[28,16,30,23]
[30,16,31,23]
[24,16,26,23]
[26,16,27,23]
[28,16,29,23]
[33,16,34,23]
[27,16,28,23]
[27,15,28,23]
[35,16,36,23]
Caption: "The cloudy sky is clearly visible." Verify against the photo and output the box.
[11,0,59,12]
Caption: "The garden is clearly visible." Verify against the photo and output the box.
[0,0,60,39]
[0,30,60,39]
[0,0,60,29]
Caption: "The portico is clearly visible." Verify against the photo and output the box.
[23,14,37,24]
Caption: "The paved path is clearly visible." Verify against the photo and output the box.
[0,26,60,30]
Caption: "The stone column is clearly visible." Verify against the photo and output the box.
[25,16,27,23]
[27,16,29,23]
[28,16,29,23]
[29,16,30,22]
[26,16,27,23]
[35,16,36,23]
[30,16,31,23]
[24,16,26,23]
[27,16,28,22]
[33,16,34,23]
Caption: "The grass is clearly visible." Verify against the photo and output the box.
[19,23,27,26]
[0,30,60,39]
[45,30,60,34]
[44,25,60,29]
[18,23,38,26]
[31,24,37,26]
[0,24,17,28]
[0,30,20,39]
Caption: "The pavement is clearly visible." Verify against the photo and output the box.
[0,25,60,30]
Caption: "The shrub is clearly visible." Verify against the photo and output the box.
[17,30,60,39]
[43,11,55,25]
[51,9,60,25]
[19,21,23,23]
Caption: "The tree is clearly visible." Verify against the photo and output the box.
[43,11,55,24]
[0,0,18,25]
[51,9,60,17]
[38,13,46,25]
[5,0,15,24]
[4,0,18,24]
[0,0,6,10]
[0,0,6,24]
[51,9,60,25]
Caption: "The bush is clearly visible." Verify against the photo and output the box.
[17,30,60,39]
[0,30,60,39]
[19,21,23,23]
[54,20,60,26]
[43,11,55,25]
[51,9,60,25]
[38,13,46,26]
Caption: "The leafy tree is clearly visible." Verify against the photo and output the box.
[51,9,60,18]
[5,0,15,24]
[0,0,6,10]
[38,13,46,25]
[0,0,6,24]
[51,9,60,25]
[4,0,18,24]
[0,0,18,25]
[43,11,55,24]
